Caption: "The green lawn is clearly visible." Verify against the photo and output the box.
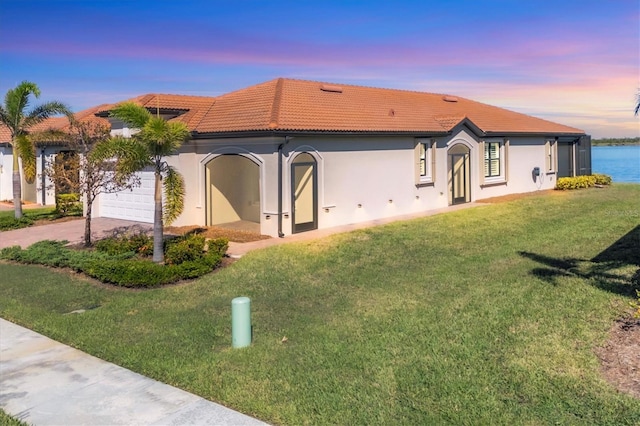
[0,408,28,426]
[0,206,76,231]
[1,185,639,425]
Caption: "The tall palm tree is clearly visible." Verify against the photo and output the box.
[109,103,190,263]
[0,81,70,218]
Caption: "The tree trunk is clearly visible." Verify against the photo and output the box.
[152,171,164,263]
[12,150,23,219]
[84,201,92,247]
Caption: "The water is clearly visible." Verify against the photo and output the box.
[592,146,640,183]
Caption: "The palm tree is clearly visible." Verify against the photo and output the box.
[0,81,70,218]
[109,103,190,263]
[635,90,640,116]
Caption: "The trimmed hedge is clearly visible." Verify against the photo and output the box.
[0,234,229,288]
[95,232,153,256]
[555,173,612,190]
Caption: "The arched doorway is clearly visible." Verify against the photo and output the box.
[205,154,260,232]
[448,144,471,205]
[291,153,317,233]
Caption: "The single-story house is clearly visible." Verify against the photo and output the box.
[2,78,591,237]
[0,105,109,206]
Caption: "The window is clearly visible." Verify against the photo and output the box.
[480,139,508,185]
[545,139,556,173]
[419,143,428,177]
[415,139,436,185]
[484,142,500,177]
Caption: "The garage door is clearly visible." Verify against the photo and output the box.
[99,171,154,223]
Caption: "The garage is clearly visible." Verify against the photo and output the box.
[98,171,155,223]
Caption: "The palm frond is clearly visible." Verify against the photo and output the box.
[15,134,36,183]
[110,102,152,128]
[4,82,40,130]
[162,166,185,225]
[22,101,71,129]
[0,106,10,132]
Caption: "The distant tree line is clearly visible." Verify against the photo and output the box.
[592,137,640,146]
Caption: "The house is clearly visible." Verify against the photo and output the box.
[0,105,110,206]
[2,78,591,237]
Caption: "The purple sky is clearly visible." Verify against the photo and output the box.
[1,0,638,138]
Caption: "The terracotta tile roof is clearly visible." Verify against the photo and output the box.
[195,78,585,136]
[1,79,585,143]
[0,104,110,145]
[96,93,217,127]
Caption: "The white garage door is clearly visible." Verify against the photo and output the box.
[99,171,154,223]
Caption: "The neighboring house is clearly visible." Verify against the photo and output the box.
[0,105,108,206]
[2,78,591,238]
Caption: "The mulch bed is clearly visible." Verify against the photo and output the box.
[164,225,271,243]
[595,316,640,399]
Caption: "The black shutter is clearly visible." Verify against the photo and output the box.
[576,135,592,176]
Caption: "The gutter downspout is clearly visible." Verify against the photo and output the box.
[40,149,46,205]
[277,136,291,238]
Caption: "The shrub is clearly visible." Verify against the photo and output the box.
[593,173,612,185]
[55,193,82,216]
[208,237,229,256]
[555,174,612,190]
[0,235,227,288]
[0,216,34,231]
[95,232,152,256]
[82,258,177,287]
[165,233,206,265]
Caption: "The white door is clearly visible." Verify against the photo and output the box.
[99,171,154,223]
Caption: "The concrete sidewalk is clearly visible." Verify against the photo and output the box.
[0,318,267,425]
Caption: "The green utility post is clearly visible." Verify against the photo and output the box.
[232,297,251,348]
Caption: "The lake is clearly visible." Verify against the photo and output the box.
[592,145,640,183]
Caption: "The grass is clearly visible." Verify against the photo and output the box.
[0,206,80,231]
[1,185,639,424]
[0,409,28,426]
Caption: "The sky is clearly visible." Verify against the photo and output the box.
[0,0,638,138]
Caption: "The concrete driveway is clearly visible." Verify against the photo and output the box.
[0,217,151,249]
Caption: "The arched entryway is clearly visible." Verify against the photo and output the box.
[448,144,471,205]
[291,152,318,233]
[205,154,261,232]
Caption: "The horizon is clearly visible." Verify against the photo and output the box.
[1,0,638,139]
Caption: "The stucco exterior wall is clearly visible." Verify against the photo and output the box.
[474,136,558,200]
[103,130,567,238]
[0,146,58,206]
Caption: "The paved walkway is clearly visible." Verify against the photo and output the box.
[0,217,153,249]
[226,202,484,257]
[0,319,267,425]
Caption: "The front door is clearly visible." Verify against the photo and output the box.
[557,142,574,177]
[291,153,317,233]
[449,148,470,205]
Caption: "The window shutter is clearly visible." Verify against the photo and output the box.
[431,139,437,183]
[504,139,509,182]
[478,140,485,186]
[414,140,421,184]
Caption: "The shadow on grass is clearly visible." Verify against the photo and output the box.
[519,225,640,297]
